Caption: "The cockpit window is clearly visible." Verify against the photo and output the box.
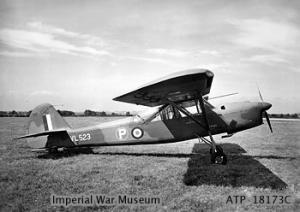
[134,99,212,123]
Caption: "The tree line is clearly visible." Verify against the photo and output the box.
[268,113,299,119]
[0,110,298,119]
[0,110,133,117]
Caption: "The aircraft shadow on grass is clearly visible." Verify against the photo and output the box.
[183,143,288,190]
[37,143,289,190]
[37,147,195,159]
[37,147,95,159]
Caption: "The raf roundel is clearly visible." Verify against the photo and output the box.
[131,127,144,139]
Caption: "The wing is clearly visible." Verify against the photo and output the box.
[113,69,214,107]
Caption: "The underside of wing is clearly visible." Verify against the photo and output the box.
[113,69,214,107]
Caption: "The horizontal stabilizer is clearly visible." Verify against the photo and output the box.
[16,129,67,140]
[31,148,49,153]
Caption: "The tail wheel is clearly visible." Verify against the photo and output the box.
[48,147,59,154]
[210,145,227,165]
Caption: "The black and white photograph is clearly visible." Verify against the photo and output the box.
[0,0,299,211]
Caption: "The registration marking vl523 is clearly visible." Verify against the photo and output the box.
[71,133,91,143]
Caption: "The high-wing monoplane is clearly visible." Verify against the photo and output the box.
[17,69,273,164]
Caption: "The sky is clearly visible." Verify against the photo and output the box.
[0,0,299,113]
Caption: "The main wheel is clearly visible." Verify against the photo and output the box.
[210,145,227,165]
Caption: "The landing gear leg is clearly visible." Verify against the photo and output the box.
[197,96,227,165]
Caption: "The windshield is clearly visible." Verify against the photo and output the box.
[133,106,162,123]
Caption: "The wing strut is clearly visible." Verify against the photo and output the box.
[197,94,217,152]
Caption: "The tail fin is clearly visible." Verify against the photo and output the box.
[18,103,71,137]
[16,103,71,137]
[28,103,71,135]
[17,103,73,149]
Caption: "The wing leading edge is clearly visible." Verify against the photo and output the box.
[113,69,214,107]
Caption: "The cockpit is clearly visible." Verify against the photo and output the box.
[133,99,214,123]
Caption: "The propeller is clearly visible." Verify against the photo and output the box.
[257,87,273,133]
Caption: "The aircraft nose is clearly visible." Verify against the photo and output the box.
[261,102,272,111]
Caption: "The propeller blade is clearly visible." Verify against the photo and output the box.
[257,85,273,133]
[264,112,273,133]
[257,86,264,102]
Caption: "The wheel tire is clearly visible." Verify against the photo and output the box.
[210,145,227,165]
[221,153,227,165]
[217,153,227,165]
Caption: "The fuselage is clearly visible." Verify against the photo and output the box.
[53,101,271,149]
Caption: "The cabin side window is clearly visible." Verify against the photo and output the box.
[159,105,182,120]
[182,100,202,115]
[185,105,198,114]
[151,100,205,122]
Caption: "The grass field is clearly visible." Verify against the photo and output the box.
[0,117,299,211]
